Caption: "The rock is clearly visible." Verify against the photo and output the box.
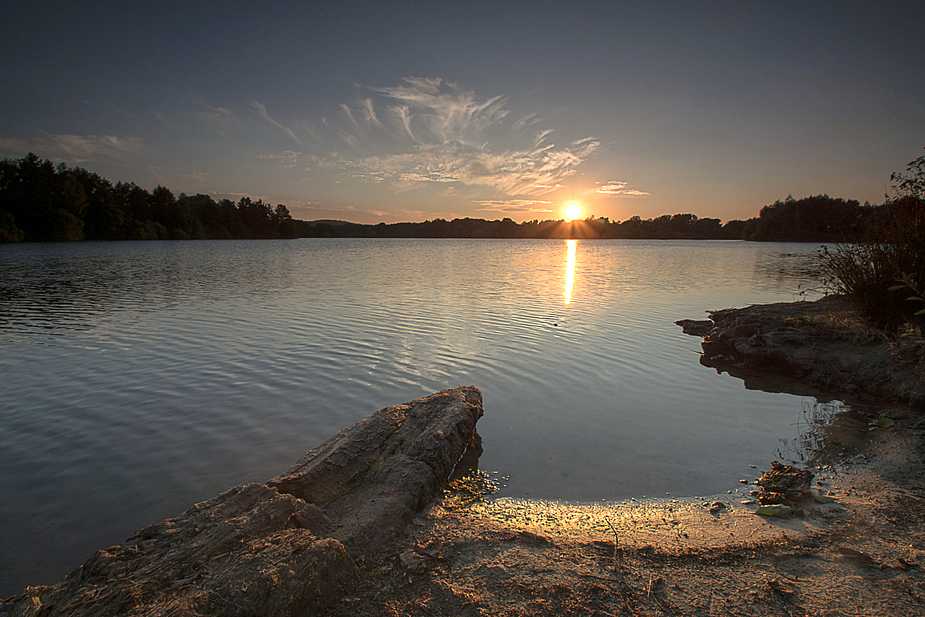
[517,530,552,546]
[2,484,357,617]
[756,504,793,518]
[674,319,714,336]
[269,386,484,554]
[836,546,876,564]
[399,550,430,573]
[1,386,484,617]
[870,417,895,429]
[677,295,925,408]
[756,461,814,505]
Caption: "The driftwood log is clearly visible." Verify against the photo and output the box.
[2,386,483,616]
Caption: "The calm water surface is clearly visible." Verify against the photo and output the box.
[1,238,827,594]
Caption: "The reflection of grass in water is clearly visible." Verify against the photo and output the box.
[775,399,870,465]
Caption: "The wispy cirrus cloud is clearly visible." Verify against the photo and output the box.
[251,101,302,145]
[0,131,142,163]
[256,150,301,167]
[475,198,554,214]
[596,180,649,196]
[368,76,509,146]
[194,100,241,137]
[312,77,601,198]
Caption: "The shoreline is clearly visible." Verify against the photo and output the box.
[327,295,924,616]
[327,420,925,616]
[677,294,925,409]
[5,297,925,616]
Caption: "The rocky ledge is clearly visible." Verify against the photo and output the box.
[1,386,483,617]
[677,295,925,408]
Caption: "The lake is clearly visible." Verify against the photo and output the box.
[1,238,829,595]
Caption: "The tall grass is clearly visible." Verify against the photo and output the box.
[819,166,925,333]
[819,239,920,332]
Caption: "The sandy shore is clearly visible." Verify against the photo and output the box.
[325,421,925,616]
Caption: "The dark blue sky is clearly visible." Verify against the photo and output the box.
[2,1,922,223]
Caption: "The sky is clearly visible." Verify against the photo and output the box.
[1,1,923,224]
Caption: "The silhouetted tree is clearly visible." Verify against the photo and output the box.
[746,194,869,242]
[0,154,85,241]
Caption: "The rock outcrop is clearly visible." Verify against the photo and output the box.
[756,461,814,505]
[678,296,925,408]
[1,386,484,617]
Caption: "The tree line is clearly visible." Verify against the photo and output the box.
[301,213,749,239]
[300,195,879,241]
[0,154,298,242]
[0,153,891,243]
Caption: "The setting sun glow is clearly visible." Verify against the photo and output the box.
[564,204,582,221]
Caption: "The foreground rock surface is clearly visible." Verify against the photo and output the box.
[1,386,483,617]
[677,295,925,408]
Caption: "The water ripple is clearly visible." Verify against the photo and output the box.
[1,238,829,595]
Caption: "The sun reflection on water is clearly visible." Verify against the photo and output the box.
[564,239,576,304]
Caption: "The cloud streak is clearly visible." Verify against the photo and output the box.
[0,131,142,163]
[475,199,553,214]
[251,101,302,144]
[256,150,301,167]
[314,77,601,198]
[597,180,649,196]
[194,100,242,138]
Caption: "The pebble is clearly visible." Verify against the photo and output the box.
[399,550,426,568]
[756,504,792,518]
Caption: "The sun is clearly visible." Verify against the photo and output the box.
[564,203,582,222]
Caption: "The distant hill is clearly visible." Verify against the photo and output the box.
[309,219,353,226]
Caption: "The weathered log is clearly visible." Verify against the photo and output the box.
[269,385,484,553]
[1,386,484,617]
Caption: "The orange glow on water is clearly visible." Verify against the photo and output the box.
[564,239,576,304]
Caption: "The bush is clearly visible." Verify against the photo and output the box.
[819,238,920,332]
[820,152,925,333]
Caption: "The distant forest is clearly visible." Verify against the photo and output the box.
[0,153,886,243]
[0,154,298,242]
